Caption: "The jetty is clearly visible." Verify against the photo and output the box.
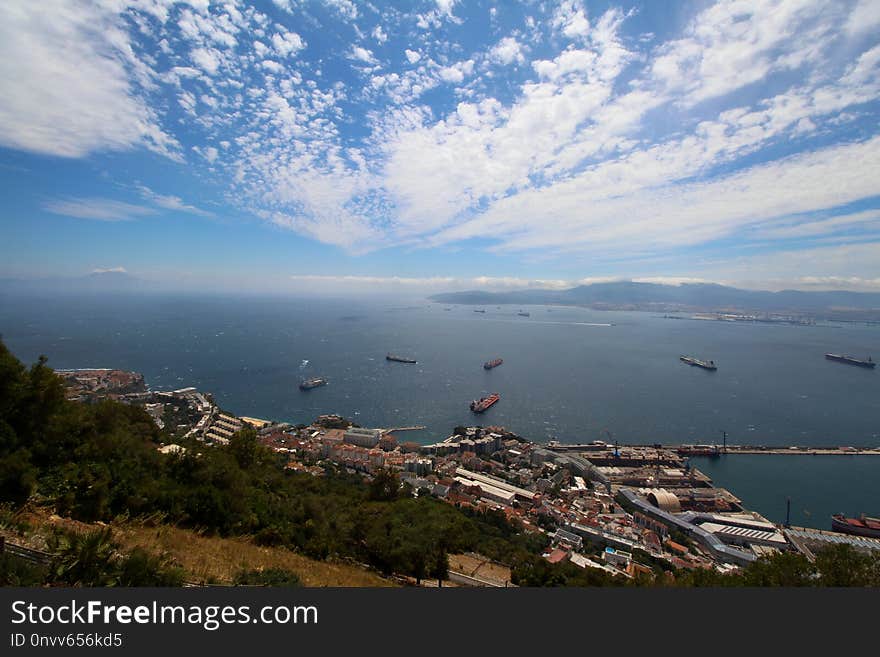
[543,443,880,456]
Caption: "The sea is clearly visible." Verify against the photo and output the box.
[1,292,878,529]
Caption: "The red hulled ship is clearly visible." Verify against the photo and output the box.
[831,513,880,538]
[470,393,500,413]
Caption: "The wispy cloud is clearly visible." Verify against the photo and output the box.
[45,187,210,222]
[44,198,157,222]
[0,1,179,159]
[135,185,213,217]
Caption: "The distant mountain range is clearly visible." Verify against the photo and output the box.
[430,281,880,317]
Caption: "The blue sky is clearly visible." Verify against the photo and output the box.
[1,0,880,293]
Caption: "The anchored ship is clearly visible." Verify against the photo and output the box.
[299,377,328,390]
[831,513,880,538]
[483,358,503,370]
[474,309,486,313]
[470,392,500,413]
[825,353,875,368]
[517,311,530,317]
[386,353,417,363]
[680,355,717,371]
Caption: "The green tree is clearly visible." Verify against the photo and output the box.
[815,544,880,586]
[368,469,400,501]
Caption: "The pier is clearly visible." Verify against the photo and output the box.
[544,443,880,456]
[691,446,880,456]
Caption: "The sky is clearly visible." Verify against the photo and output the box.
[1,0,880,294]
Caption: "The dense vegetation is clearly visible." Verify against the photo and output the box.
[0,525,184,587]
[2,338,878,587]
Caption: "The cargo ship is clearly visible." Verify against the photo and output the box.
[299,377,328,390]
[386,353,417,363]
[470,392,500,413]
[483,358,503,370]
[831,513,880,538]
[517,311,530,317]
[474,309,486,313]
[825,353,875,368]
[680,355,717,371]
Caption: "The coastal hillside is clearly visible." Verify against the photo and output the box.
[0,506,394,587]
[0,338,610,587]
[430,281,880,317]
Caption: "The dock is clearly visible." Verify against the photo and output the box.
[544,443,880,456]
[679,445,880,456]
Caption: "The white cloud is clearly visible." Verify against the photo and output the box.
[552,0,591,41]
[435,0,457,17]
[437,59,475,83]
[490,37,525,66]
[372,24,388,44]
[323,0,358,20]
[44,197,158,222]
[92,266,128,274]
[845,0,880,36]
[751,209,880,239]
[271,30,305,57]
[405,49,421,64]
[349,45,378,65]
[135,184,213,217]
[423,134,880,259]
[647,0,840,107]
[0,1,179,160]
[190,47,221,75]
[686,242,880,291]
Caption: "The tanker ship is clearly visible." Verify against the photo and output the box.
[680,355,717,371]
[825,353,875,368]
[386,353,417,363]
[831,513,880,538]
[483,358,503,370]
[470,393,500,413]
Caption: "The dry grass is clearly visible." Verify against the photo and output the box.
[449,553,511,585]
[3,508,395,587]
